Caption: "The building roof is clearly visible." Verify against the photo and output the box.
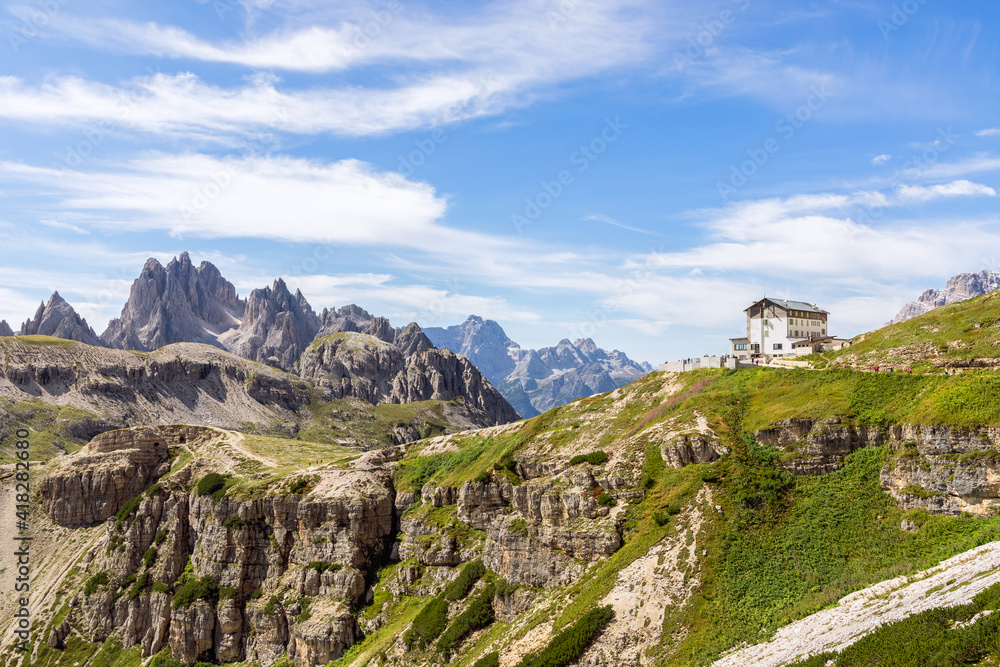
[729,337,750,341]
[744,298,828,314]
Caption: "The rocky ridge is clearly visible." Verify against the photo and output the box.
[888,270,1000,325]
[424,315,652,417]
[19,291,103,346]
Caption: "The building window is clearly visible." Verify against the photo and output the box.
[773,343,783,350]
[765,330,769,337]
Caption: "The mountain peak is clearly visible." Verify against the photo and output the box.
[20,291,102,346]
[889,270,1000,325]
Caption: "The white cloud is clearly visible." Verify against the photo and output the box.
[39,219,89,234]
[872,153,891,165]
[0,1,673,139]
[976,128,1000,137]
[895,180,997,203]
[0,154,479,251]
[583,214,654,235]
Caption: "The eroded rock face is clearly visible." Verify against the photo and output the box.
[20,291,103,346]
[74,465,396,667]
[756,419,886,475]
[39,426,217,526]
[662,435,725,469]
[297,332,519,427]
[225,279,320,371]
[458,479,621,588]
[880,425,1000,516]
[0,320,12,337]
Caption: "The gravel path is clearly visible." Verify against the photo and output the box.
[713,541,1000,667]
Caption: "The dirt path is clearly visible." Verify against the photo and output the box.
[713,540,1000,666]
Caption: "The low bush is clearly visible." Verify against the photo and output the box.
[444,559,486,601]
[152,581,170,594]
[220,586,237,600]
[222,515,245,529]
[437,583,496,656]
[154,529,168,545]
[195,472,227,497]
[569,451,609,466]
[403,594,449,649]
[250,587,263,600]
[515,605,613,667]
[596,491,615,507]
[305,561,342,574]
[84,572,109,597]
[129,572,150,600]
[172,575,219,609]
[143,547,158,569]
[263,595,280,616]
[114,495,142,531]
[289,478,310,494]
[473,471,491,484]
[473,653,500,667]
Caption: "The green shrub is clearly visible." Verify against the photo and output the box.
[84,572,109,597]
[145,483,163,497]
[494,579,518,598]
[403,594,449,649]
[437,583,496,656]
[222,515,245,528]
[172,575,219,609]
[444,559,486,601]
[298,597,312,623]
[652,511,670,527]
[154,529,168,545]
[473,653,499,667]
[114,495,142,531]
[196,472,227,497]
[516,605,612,667]
[143,547,158,569]
[129,572,150,600]
[148,647,184,667]
[220,586,237,600]
[263,595,280,616]
[250,587,263,600]
[569,451,609,466]
[596,491,615,507]
[305,561,342,574]
[473,471,491,484]
[289,478,310,494]
[152,581,170,594]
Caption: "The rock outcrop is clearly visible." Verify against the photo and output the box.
[69,436,396,667]
[101,253,245,351]
[40,426,217,526]
[224,279,320,370]
[457,476,622,588]
[19,291,103,346]
[888,270,1000,325]
[756,419,887,475]
[0,320,12,336]
[424,316,652,418]
[297,332,518,426]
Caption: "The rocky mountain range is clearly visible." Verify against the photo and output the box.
[888,270,1000,325]
[424,315,652,417]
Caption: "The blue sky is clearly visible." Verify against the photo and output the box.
[0,0,998,364]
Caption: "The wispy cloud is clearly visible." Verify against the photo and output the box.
[896,180,996,203]
[872,153,891,165]
[38,219,89,234]
[583,214,655,235]
[976,128,1000,137]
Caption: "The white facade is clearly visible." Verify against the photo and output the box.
[741,298,828,358]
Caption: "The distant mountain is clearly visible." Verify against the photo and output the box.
[20,291,103,346]
[424,315,652,417]
[101,252,244,351]
[1,254,519,429]
[0,320,14,337]
[889,271,1000,325]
